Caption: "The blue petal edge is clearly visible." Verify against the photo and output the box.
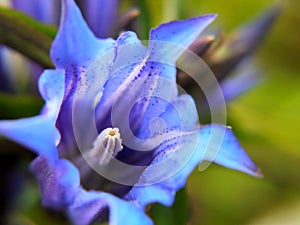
[30,156,80,208]
[149,14,217,64]
[0,69,65,161]
[125,124,261,208]
[203,124,262,177]
[50,0,115,68]
[68,189,153,225]
[39,69,65,117]
[0,116,58,162]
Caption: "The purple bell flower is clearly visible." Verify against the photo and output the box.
[0,0,261,224]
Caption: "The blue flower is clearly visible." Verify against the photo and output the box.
[0,0,262,224]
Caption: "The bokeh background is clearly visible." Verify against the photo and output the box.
[0,0,299,225]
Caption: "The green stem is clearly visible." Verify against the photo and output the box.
[0,7,56,68]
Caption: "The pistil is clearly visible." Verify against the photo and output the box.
[89,127,123,165]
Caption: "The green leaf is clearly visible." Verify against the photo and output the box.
[132,0,151,39]
[0,7,56,68]
[151,188,190,225]
[0,93,43,119]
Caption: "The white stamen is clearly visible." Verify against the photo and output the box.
[89,127,123,165]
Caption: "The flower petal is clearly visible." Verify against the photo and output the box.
[71,31,141,152]
[53,0,119,155]
[94,31,148,130]
[68,189,152,225]
[0,69,64,161]
[233,6,280,55]
[39,69,65,117]
[95,31,147,112]
[149,14,217,66]
[125,185,175,208]
[209,7,279,83]
[30,156,80,208]
[125,130,199,207]
[119,15,216,138]
[133,93,198,141]
[50,0,115,68]
[159,94,198,131]
[125,124,261,208]
[202,125,262,177]
[220,66,261,102]
[0,116,58,162]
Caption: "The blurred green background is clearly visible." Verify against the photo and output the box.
[1,0,300,225]
[182,0,300,225]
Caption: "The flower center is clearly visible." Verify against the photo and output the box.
[89,127,123,165]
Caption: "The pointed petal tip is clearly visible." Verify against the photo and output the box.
[253,167,264,178]
[227,164,263,178]
[240,159,264,178]
[201,125,264,179]
[148,13,218,63]
[176,13,218,27]
[202,13,218,20]
[194,14,218,26]
[52,0,115,68]
[150,13,218,40]
[194,14,218,20]
[236,154,264,179]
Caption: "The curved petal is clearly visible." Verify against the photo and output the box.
[220,67,261,102]
[39,69,65,117]
[66,35,117,151]
[0,69,64,161]
[95,31,147,110]
[94,31,150,131]
[68,189,152,225]
[0,115,59,162]
[30,156,80,208]
[149,14,217,66]
[232,6,280,56]
[125,130,199,207]
[125,124,261,208]
[133,93,198,140]
[159,94,198,131]
[202,125,262,177]
[124,185,174,208]
[97,22,213,134]
[50,0,115,68]
[120,15,217,139]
